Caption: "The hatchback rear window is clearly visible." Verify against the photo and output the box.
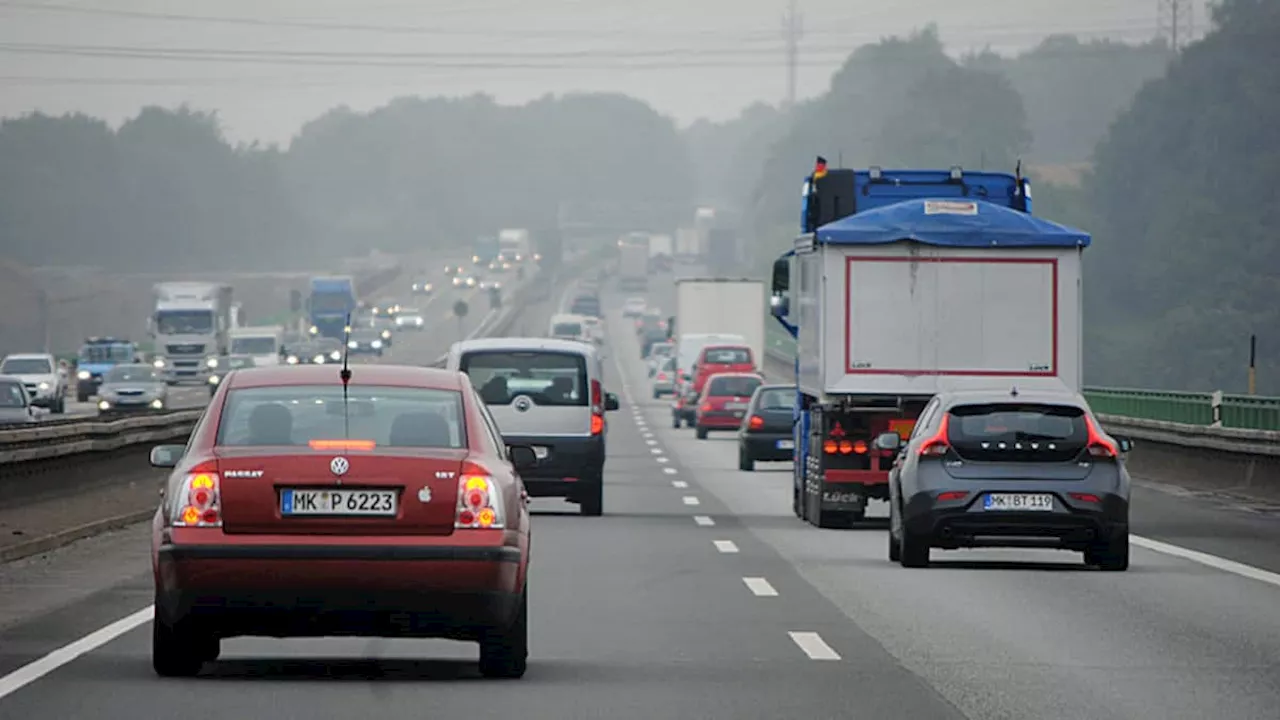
[702,347,751,364]
[552,322,583,336]
[461,351,588,407]
[708,376,762,397]
[946,403,1087,462]
[754,388,794,410]
[216,386,466,448]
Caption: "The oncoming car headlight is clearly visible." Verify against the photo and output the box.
[330,350,341,361]
[286,355,299,365]
[371,340,383,349]
[313,354,325,364]
[77,370,90,380]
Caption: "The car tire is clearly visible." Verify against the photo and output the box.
[479,587,528,679]
[898,528,930,568]
[695,427,708,440]
[672,415,681,429]
[579,475,603,517]
[76,392,89,403]
[52,396,65,414]
[652,389,660,400]
[152,609,212,677]
[888,528,902,562]
[1086,531,1129,571]
[738,447,754,471]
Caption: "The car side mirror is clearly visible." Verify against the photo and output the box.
[605,393,620,411]
[874,432,902,451]
[149,444,184,468]
[508,445,537,471]
[1114,435,1134,453]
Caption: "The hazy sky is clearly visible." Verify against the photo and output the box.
[0,0,1210,145]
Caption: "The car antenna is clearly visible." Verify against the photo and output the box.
[340,312,353,442]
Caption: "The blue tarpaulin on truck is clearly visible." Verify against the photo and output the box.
[815,198,1090,248]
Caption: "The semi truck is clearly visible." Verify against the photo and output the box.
[648,233,674,273]
[150,281,234,384]
[770,164,1089,528]
[675,227,701,262]
[307,276,357,340]
[670,278,766,424]
[618,238,650,292]
[706,227,739,276]
[473,235,500,266]
[498,228,533,264]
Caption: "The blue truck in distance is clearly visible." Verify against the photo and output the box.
[771,163,1090,529]
[307,276,357,339]
[75,337,139,402]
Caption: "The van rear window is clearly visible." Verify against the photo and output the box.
[552,323,583,336]
[946,403,1087,462]
[461,351,588,407]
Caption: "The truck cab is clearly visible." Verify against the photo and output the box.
[74,337,138,401]
[150,282,233,385]
[771,164,1090,529]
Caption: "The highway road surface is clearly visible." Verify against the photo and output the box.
[1,265,1279,719]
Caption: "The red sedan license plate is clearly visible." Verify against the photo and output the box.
[281,489,397,516]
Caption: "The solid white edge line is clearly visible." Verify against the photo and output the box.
[743,577,778,597]
[788,631,841,660]
[1132,535,1280,589]
[693,515,715,526]
[682,495,700,505]
[0,605,154,700]
[714,540,739,553]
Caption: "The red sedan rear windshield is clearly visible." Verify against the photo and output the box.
[216,386,466,449]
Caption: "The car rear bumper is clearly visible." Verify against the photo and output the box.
[156,541,524,637]
[501,434,604,484]
[696,413,745,429]
[741,432,794,460]
[903,490,1128,550]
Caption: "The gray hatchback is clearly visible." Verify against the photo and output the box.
[879,387,1133,571]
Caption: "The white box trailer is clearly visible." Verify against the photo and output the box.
[797,243,1081,398]
[674,278,766,371]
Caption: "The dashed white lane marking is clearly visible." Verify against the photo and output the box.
[743,577,778,597]
[1132,535,1280,589]
[693,515,715,526]
[650,448,663,455]
[642,432,654,439]
[682,496,700,506]
[646,439,658,446]
[657,456,670,463]
[788,631,841,661]
[0,605,153,700]
[714,540,739,554]
[672,480,689,489]
[662,467,677,475]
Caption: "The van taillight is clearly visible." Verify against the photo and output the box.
[1084,416,1118,458]
[919,414,951,457]
[455,462,506,529]
[171,462,221,527]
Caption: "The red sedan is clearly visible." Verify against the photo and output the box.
[147,364,535,678]
[694,372,765,439]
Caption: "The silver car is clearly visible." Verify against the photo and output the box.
[0,375,38,425]
[97,364,169,414]
[651,356,677,399]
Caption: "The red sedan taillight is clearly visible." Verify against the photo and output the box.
[170,462,222,527]
[455,461,506,529]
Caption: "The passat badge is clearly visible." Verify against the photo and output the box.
[330,457,349,476]
[418,486,432,503]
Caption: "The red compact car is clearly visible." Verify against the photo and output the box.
[147,364,535,678]
[694,372,764,439]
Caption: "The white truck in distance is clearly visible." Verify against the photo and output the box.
[673,277,766,376]
[229,325,284,366]
[498,228,532,263]
[675,227,700,262]
[618,240,650,292]
[150,281,233,384]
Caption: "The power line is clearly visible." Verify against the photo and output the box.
[781,0,803,109]
[1157,0,1195,52]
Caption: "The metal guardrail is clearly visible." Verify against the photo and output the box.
[761,344,1280,459]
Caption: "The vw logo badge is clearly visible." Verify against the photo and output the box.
[330,456,350,476]
[513,396,533,413]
